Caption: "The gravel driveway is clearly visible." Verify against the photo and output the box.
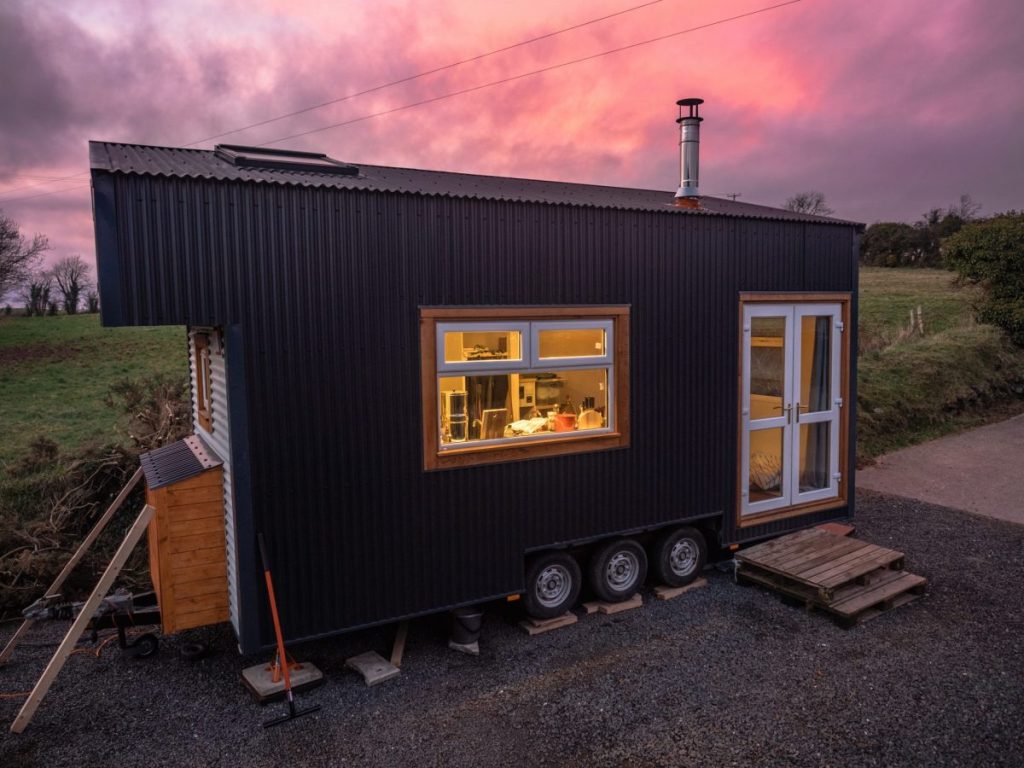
[2,490,1022,768]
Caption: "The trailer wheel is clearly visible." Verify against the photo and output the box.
[523,551,582,620]
[129,633,159,659]
[650,526,706,587]
[588,539,647,602]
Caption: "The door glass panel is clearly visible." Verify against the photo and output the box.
[749,427,785,502]
[800,315,832,414]
[750,316,786,421]
[537,327,606,359]
[798,422,831,492]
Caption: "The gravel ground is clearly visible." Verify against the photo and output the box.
[2,490,1022,768]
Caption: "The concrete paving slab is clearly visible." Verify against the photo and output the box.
[858,414,1024,525]
[241,661,324,702]
[345,651,401,686]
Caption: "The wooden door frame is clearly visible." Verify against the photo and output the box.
[736,293,851,528]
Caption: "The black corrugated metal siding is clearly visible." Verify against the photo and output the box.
[96,171,858,651]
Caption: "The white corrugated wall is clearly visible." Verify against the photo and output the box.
[188,328,240,635]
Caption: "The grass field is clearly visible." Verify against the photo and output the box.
[857,267,1024,458]
[0,315,186,468]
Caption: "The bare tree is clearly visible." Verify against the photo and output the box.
[947,193,982,221]
[51,255,92,315]
[0,212,49,300]
[783,191,835,217]
[21,270,52,316]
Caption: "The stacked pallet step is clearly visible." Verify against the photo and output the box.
[736,528,926,627]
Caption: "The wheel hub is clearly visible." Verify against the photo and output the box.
[536,564,572,608]
[670,539,698,576]
[606,551,639,590]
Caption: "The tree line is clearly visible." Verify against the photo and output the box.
[0,211,97,316]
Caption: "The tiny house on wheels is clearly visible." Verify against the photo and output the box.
[90,101,862,653]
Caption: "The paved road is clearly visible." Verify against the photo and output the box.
[858,413,1024,525]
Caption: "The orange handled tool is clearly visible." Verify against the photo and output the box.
[258,533,321,727]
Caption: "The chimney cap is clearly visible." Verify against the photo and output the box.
[676,97,704,107]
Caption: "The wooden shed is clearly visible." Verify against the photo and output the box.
[140,436,230,635]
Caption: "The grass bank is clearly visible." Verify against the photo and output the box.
[0,314,186,467]
[856,268,1024,460]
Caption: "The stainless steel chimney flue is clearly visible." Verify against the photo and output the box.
[674,98,704,204]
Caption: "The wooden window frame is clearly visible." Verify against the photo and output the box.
[736,293,851,528]
[194,331,213,433]
[420,306,631,471]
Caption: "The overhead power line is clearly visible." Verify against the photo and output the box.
[0,0,802,205]
[186,0,668,147]
[258,0,802,146]
[0,0,667,200]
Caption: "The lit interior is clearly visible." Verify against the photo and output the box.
[439,369,608,445]
[443,330,522,363]
[537,328,605,359]
[748,314,833,500]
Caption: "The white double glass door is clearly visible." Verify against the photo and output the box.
[741,303,843,517]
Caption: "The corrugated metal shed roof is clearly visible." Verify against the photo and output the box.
[89,141,861,228]
[140,434,222,490]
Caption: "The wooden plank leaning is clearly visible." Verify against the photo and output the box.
[10,503,155,734]
[0,467,143,666]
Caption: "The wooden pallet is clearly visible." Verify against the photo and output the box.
[736,528,926,627]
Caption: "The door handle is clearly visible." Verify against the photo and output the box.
[772,403,794,423]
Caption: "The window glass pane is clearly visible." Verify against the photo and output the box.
[538,328,605,359]
[439,369,608,447]
[750,316,785,398]
[443,329,522,363]
[799,422,830,492]
[749,427,784,501]
[800,315,831,414]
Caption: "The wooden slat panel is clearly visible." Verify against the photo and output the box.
[170,561,227,584]
[800,545,888,580]
[165,504,224,523]
[168,532,224,554]
[173,592,229,612]
[165,605,230,634]
[738,528,818,560]
[829,573,927,616]
[756,531,833,567]
[768,534,859,570]
[169,515,224,538]
[172,579,228,601]
[780,538,868,575]
[168,546,225,567]
[817,550,904,588]
[165,485,223,506]
[743,529,826,565]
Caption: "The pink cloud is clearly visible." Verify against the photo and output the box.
[0,0,1021,283]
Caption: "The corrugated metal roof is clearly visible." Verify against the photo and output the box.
[89,141,861,227]
[140,434,222,490]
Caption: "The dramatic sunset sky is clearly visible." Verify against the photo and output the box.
[1,0,1021,276]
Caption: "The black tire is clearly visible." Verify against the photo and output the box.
[650,526,707,587]
[179,641,208,661]
[129,632,159,659]
[588,538,648,603]
[523,551,582,620]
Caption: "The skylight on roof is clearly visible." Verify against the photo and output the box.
[214,144,358,175]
